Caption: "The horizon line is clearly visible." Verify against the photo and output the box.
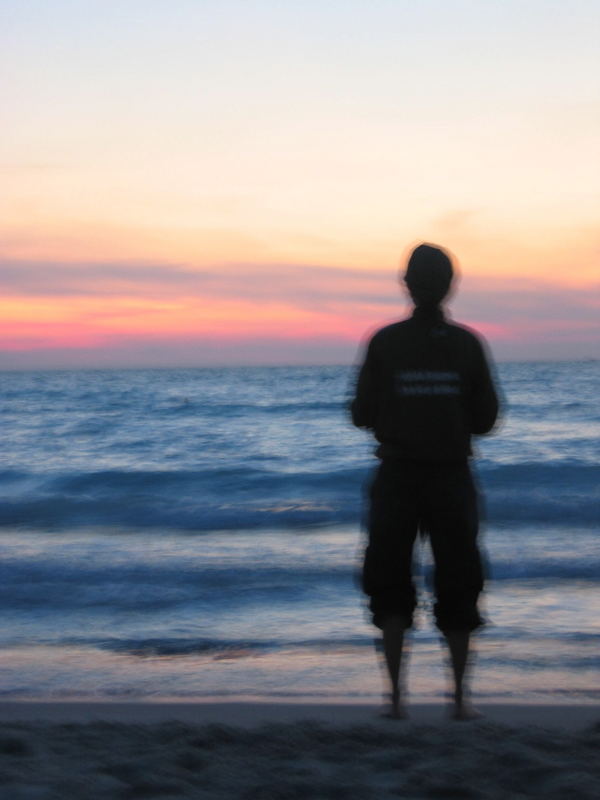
[0,356,597,373]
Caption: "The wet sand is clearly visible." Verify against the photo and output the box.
[0,701,598,798]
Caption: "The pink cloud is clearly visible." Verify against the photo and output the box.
[0,257,598,365]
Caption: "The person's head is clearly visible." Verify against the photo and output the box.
[403,243,454,308]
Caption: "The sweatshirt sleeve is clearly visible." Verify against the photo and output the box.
[350,337,378,429]
[469,336,500,435]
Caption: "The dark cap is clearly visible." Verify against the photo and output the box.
[404,243,453,307]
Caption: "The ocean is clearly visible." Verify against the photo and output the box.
[0,361,598,703]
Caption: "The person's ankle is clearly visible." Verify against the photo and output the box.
[383,689,408,719]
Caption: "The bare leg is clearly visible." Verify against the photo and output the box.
[381,615,409,719]
[444,630,481,720]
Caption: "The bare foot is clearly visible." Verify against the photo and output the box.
[450,701,483,721]
[381,691,409,720]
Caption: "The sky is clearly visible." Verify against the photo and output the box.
[1,0,599,367]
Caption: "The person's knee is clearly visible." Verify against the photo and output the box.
[369,586,417,630]
[434,589,483,633]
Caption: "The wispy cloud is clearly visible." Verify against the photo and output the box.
[0,257,598,364]
[0,259,395,310]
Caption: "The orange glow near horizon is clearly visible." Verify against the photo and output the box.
[2,2,599,364]
[2,271,595,362]
[1,218,598,287]
[0,293,377,352]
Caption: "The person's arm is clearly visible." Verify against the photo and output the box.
[350,338,378,430]
[469,337,500,435]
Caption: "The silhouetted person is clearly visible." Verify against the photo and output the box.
[351,243,499,720]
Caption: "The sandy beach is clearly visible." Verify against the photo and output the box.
[1,701,598,798]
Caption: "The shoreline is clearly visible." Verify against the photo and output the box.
[1,699,598,730]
